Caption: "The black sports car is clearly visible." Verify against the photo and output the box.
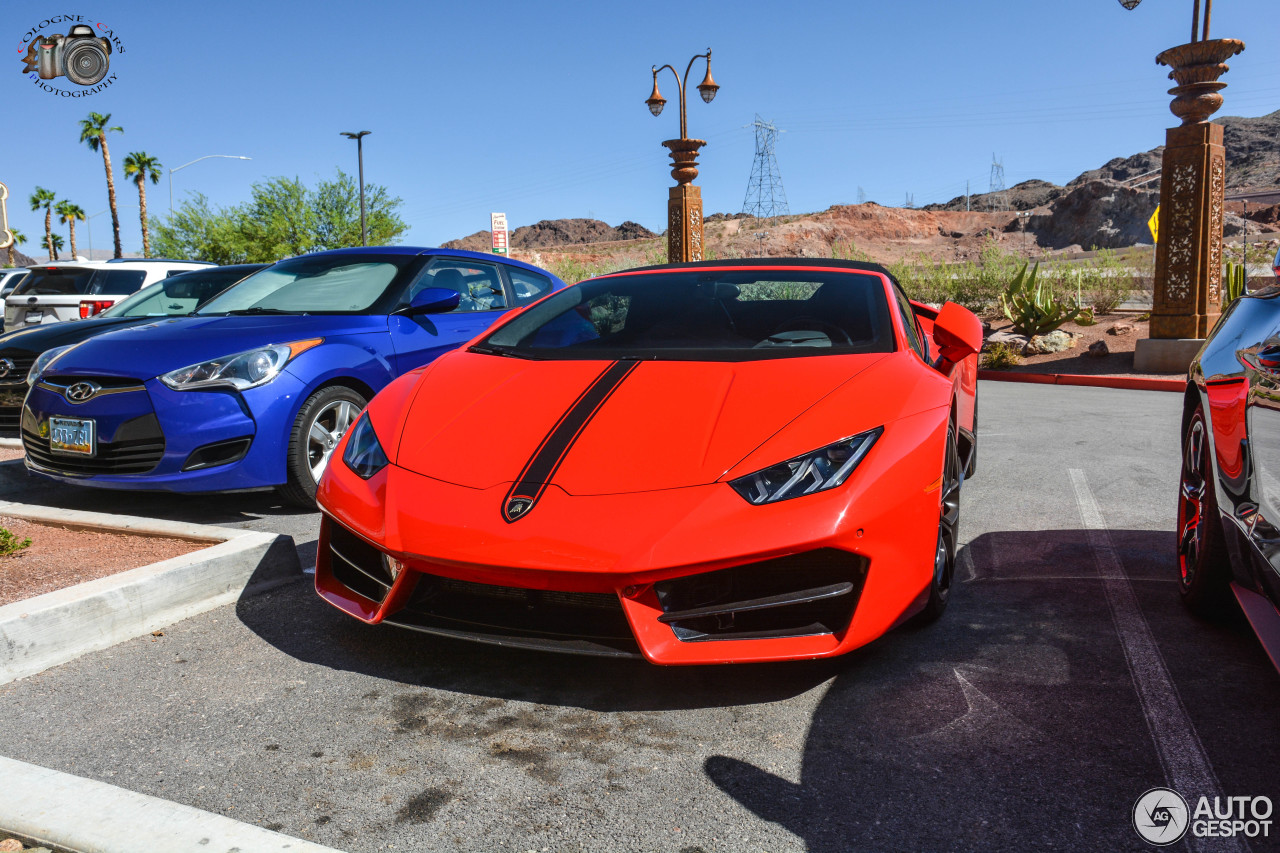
[1181,249,1280,669]
[0,263,264,436]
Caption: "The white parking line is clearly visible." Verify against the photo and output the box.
[1069,469,1242,853]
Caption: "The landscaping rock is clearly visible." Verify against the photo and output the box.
[1088,340,1110,357]
[0,839,21,852]
[983,330,1028,352]
[1024,330,1076,354]
[1107,322,1137,336]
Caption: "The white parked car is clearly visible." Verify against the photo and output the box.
[3,259,214,328]
[0,269,30,298]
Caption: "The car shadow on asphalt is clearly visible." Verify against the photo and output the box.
[701,528,1277,852]
[0,460,316,525]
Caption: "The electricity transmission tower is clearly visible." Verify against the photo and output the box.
[904,192,914,209]
[741,115,790,219]
[857,186,866,204]
[988,154,1009,211]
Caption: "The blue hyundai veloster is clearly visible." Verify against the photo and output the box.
[22,247,565,505]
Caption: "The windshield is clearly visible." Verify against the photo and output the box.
[11,267,94,296]
[101,267,259,318]
[86,268,147,295]
[479,268,895,361]
[197,254,413,316]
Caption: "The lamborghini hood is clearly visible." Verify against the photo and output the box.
[392,350,888,495]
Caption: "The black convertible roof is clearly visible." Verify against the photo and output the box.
[616,257,896,279]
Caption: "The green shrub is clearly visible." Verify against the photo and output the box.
[1072,248,1135,314]
[980,342,1022,370]
[0,527,31,557]
[1000,262,1082,336]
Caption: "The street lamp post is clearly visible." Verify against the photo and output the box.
[341,131,372,246]
[85,208,106,260]
[646,49,719,263]
[1123,0,1245,371]
[168,155,252,211]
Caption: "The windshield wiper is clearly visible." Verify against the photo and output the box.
[222,307,299,316]
[469,344,537,360]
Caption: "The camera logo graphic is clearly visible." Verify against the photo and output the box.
[23,23,111,86]
[1133,788,1190,846]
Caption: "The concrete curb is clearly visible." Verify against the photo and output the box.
[978,369,1184,393]
[0,502,300,686]
[0,437,21,449]
[0,754,346,853]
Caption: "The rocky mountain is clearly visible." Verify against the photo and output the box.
[444,218,655,252]
[926,109,1280,213]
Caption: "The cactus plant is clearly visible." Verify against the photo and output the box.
[1000,262,1083,337]
[1224,262,1248,307]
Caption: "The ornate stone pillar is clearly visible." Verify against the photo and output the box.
[1148,38,1244,340]
[1150,122,1227,339]
[1135,37,1244,372]
[663,138,705,263]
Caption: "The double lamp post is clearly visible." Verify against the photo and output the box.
[646,49,719,263]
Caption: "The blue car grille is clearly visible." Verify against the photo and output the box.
[22,413,166,476]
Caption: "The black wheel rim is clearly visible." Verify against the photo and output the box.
[936,427,961,598]
[1178,416,1208,589]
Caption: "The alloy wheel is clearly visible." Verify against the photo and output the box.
[307,399,360,482]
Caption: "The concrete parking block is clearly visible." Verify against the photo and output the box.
[0,754,345,853]
[0,501,300,685]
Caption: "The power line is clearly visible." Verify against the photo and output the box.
[741,115,790,219]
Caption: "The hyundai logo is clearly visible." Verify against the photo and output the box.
[64,381,99,403]
[0,359,13,379]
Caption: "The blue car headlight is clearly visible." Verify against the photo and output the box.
[159,338,322,391]
[729,427,882,505]
[28,344,76,386]
[342,412,389,480]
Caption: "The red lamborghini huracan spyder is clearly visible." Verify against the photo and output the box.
[314,259,982,664]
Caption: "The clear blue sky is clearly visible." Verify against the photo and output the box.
[3,0,1277,257]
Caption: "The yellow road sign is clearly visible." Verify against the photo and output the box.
[1148,205,1159,244]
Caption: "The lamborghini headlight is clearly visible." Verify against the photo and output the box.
[729,427,882,505]
[342,411,389,480]
[159,338,322,391]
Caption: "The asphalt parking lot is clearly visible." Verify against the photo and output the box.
[1,380,1278,852]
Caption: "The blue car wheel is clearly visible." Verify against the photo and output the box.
[279,384,367,507]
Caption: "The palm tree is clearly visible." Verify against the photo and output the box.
[56,201,87,261]
[49,233,64,261]
[78,112,124,259]
[5,228,25,267]
[29,187,57,260]
[123,152,162,258]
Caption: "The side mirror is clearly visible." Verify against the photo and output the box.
[401,287,461,315]
[932,301,983,371]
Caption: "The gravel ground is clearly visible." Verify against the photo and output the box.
[0,381,1277,852]
[0,515,203,605]
[984,314,1172,377]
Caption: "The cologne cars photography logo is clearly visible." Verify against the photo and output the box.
[1133,788,1189,846]
[18,14,123,96]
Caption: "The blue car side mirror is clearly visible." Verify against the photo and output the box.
[402,287,461,315]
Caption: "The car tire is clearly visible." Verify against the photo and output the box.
[1178,403,1233,617]
[277,385,367,509]
[914,421,961,624]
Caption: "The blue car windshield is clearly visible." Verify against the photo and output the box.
[477,269,895,361]
[197,255,413,315]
